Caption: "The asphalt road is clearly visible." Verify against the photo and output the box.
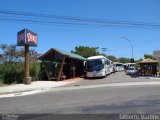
[0,85,160,113]
[0,72,160,120]
[62,72,160,87]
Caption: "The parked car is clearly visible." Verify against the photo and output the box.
[125,67,138,75]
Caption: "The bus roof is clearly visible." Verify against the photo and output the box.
[87,56,112,63]
[113,62,123,64]
[87,55,106,60]
[123,63,136,65]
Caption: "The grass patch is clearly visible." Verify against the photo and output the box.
[0,82,17,88]
[0,83,8,87]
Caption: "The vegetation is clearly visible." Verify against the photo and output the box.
[71,46,135,63]
[117,57,130,63]
[144,54,156,60]
[71,46,100,58]
[107,55,117,62]
[0,82,9,87]
[0,43,41,84]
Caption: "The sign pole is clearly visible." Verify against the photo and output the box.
[24,45,31,84]
[17,28,38,85]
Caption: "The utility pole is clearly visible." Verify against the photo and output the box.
[101,48,108,55]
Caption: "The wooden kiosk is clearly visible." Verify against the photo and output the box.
[139,58,158,76]
[39,48,86,81]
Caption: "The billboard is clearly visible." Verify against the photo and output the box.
[17,28,38,47]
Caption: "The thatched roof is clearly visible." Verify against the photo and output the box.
[39,48,87,61]
[139,58,158,64]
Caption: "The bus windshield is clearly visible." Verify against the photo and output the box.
[87,59,104,72]
[116,64,123,66]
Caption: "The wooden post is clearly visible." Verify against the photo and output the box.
[17,28,38,84]
[43,62,51,81]
[24,45,31,84]
[57,56,66,81]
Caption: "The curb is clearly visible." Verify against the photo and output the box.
[0,78,84,98]
[0,89,42,98]
[139,77,160,80]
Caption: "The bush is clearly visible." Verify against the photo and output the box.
[2,62,24,84]
[0,63,4,83]
[0,62,41,84]
[30,62,41,81]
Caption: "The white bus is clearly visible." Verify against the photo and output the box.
[113,62,124,72]
[86,56,113,78]
[123,63,136,70]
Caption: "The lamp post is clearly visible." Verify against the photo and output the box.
[120,36,134,62]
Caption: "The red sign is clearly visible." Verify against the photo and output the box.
[27,33,38,44]
[17,28,38,47]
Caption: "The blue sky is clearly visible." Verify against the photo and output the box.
[0,0,160,59]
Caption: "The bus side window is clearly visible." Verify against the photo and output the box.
[104,59,107,64]
[105,60,110,65]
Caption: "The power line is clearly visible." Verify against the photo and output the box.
[0,10,160,29]
[101,48,108,54]
[0,10,158,27]
[0,17,154,29]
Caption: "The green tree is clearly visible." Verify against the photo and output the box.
[135,58,143,63]
[71,46,100,58]
[0,43,41,63]
[144,54,156,60]
[118,57,130,63]
[0,44,17,62]
[106,55,117,62]
[0,43,41,84]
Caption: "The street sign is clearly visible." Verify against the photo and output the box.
[17,28,38,84]
[17,28,38,47]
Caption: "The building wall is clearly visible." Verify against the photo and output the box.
[153,50,160,59]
